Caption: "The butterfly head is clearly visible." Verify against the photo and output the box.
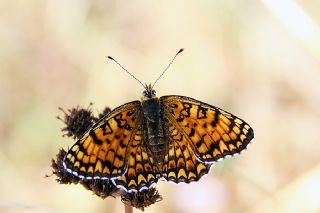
[142,84,156,99]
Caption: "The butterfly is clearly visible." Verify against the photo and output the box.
[63,49,254,193]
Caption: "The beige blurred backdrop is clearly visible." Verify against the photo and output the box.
[1,1,320,213]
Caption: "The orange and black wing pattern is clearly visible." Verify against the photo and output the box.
[161,118,211,183]
[63,101,158,192]
[112,127,160,192]
[160,95,254,182]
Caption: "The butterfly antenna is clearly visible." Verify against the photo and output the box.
[107,56,145,88]
[152,48,184,89]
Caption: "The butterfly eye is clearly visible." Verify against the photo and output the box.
[142,90,147,96]
[152,90,156,95]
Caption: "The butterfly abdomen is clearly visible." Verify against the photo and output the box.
[141,97,166,166]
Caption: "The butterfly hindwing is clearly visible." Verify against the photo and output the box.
[161,119,211,183]
[160,95,254,164]
[112,128,160,192]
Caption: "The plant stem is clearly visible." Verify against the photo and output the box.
[124,204,133,213]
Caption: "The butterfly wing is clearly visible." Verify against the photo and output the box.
[63,101,157,184]
[161,119,211,183]
[111,127,160,192]
[160,95,254,182]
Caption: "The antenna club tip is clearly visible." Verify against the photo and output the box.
[177,48,184,55]
[107,56,114,60]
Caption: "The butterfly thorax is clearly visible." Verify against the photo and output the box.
[141,92,166,168]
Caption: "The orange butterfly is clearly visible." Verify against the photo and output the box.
[63,49,254,193]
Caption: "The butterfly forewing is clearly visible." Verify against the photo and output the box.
[63,101,143,179]
[63,101,161,192]
[160,95,254,164]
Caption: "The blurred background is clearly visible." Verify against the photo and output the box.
[1,0,320,212]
